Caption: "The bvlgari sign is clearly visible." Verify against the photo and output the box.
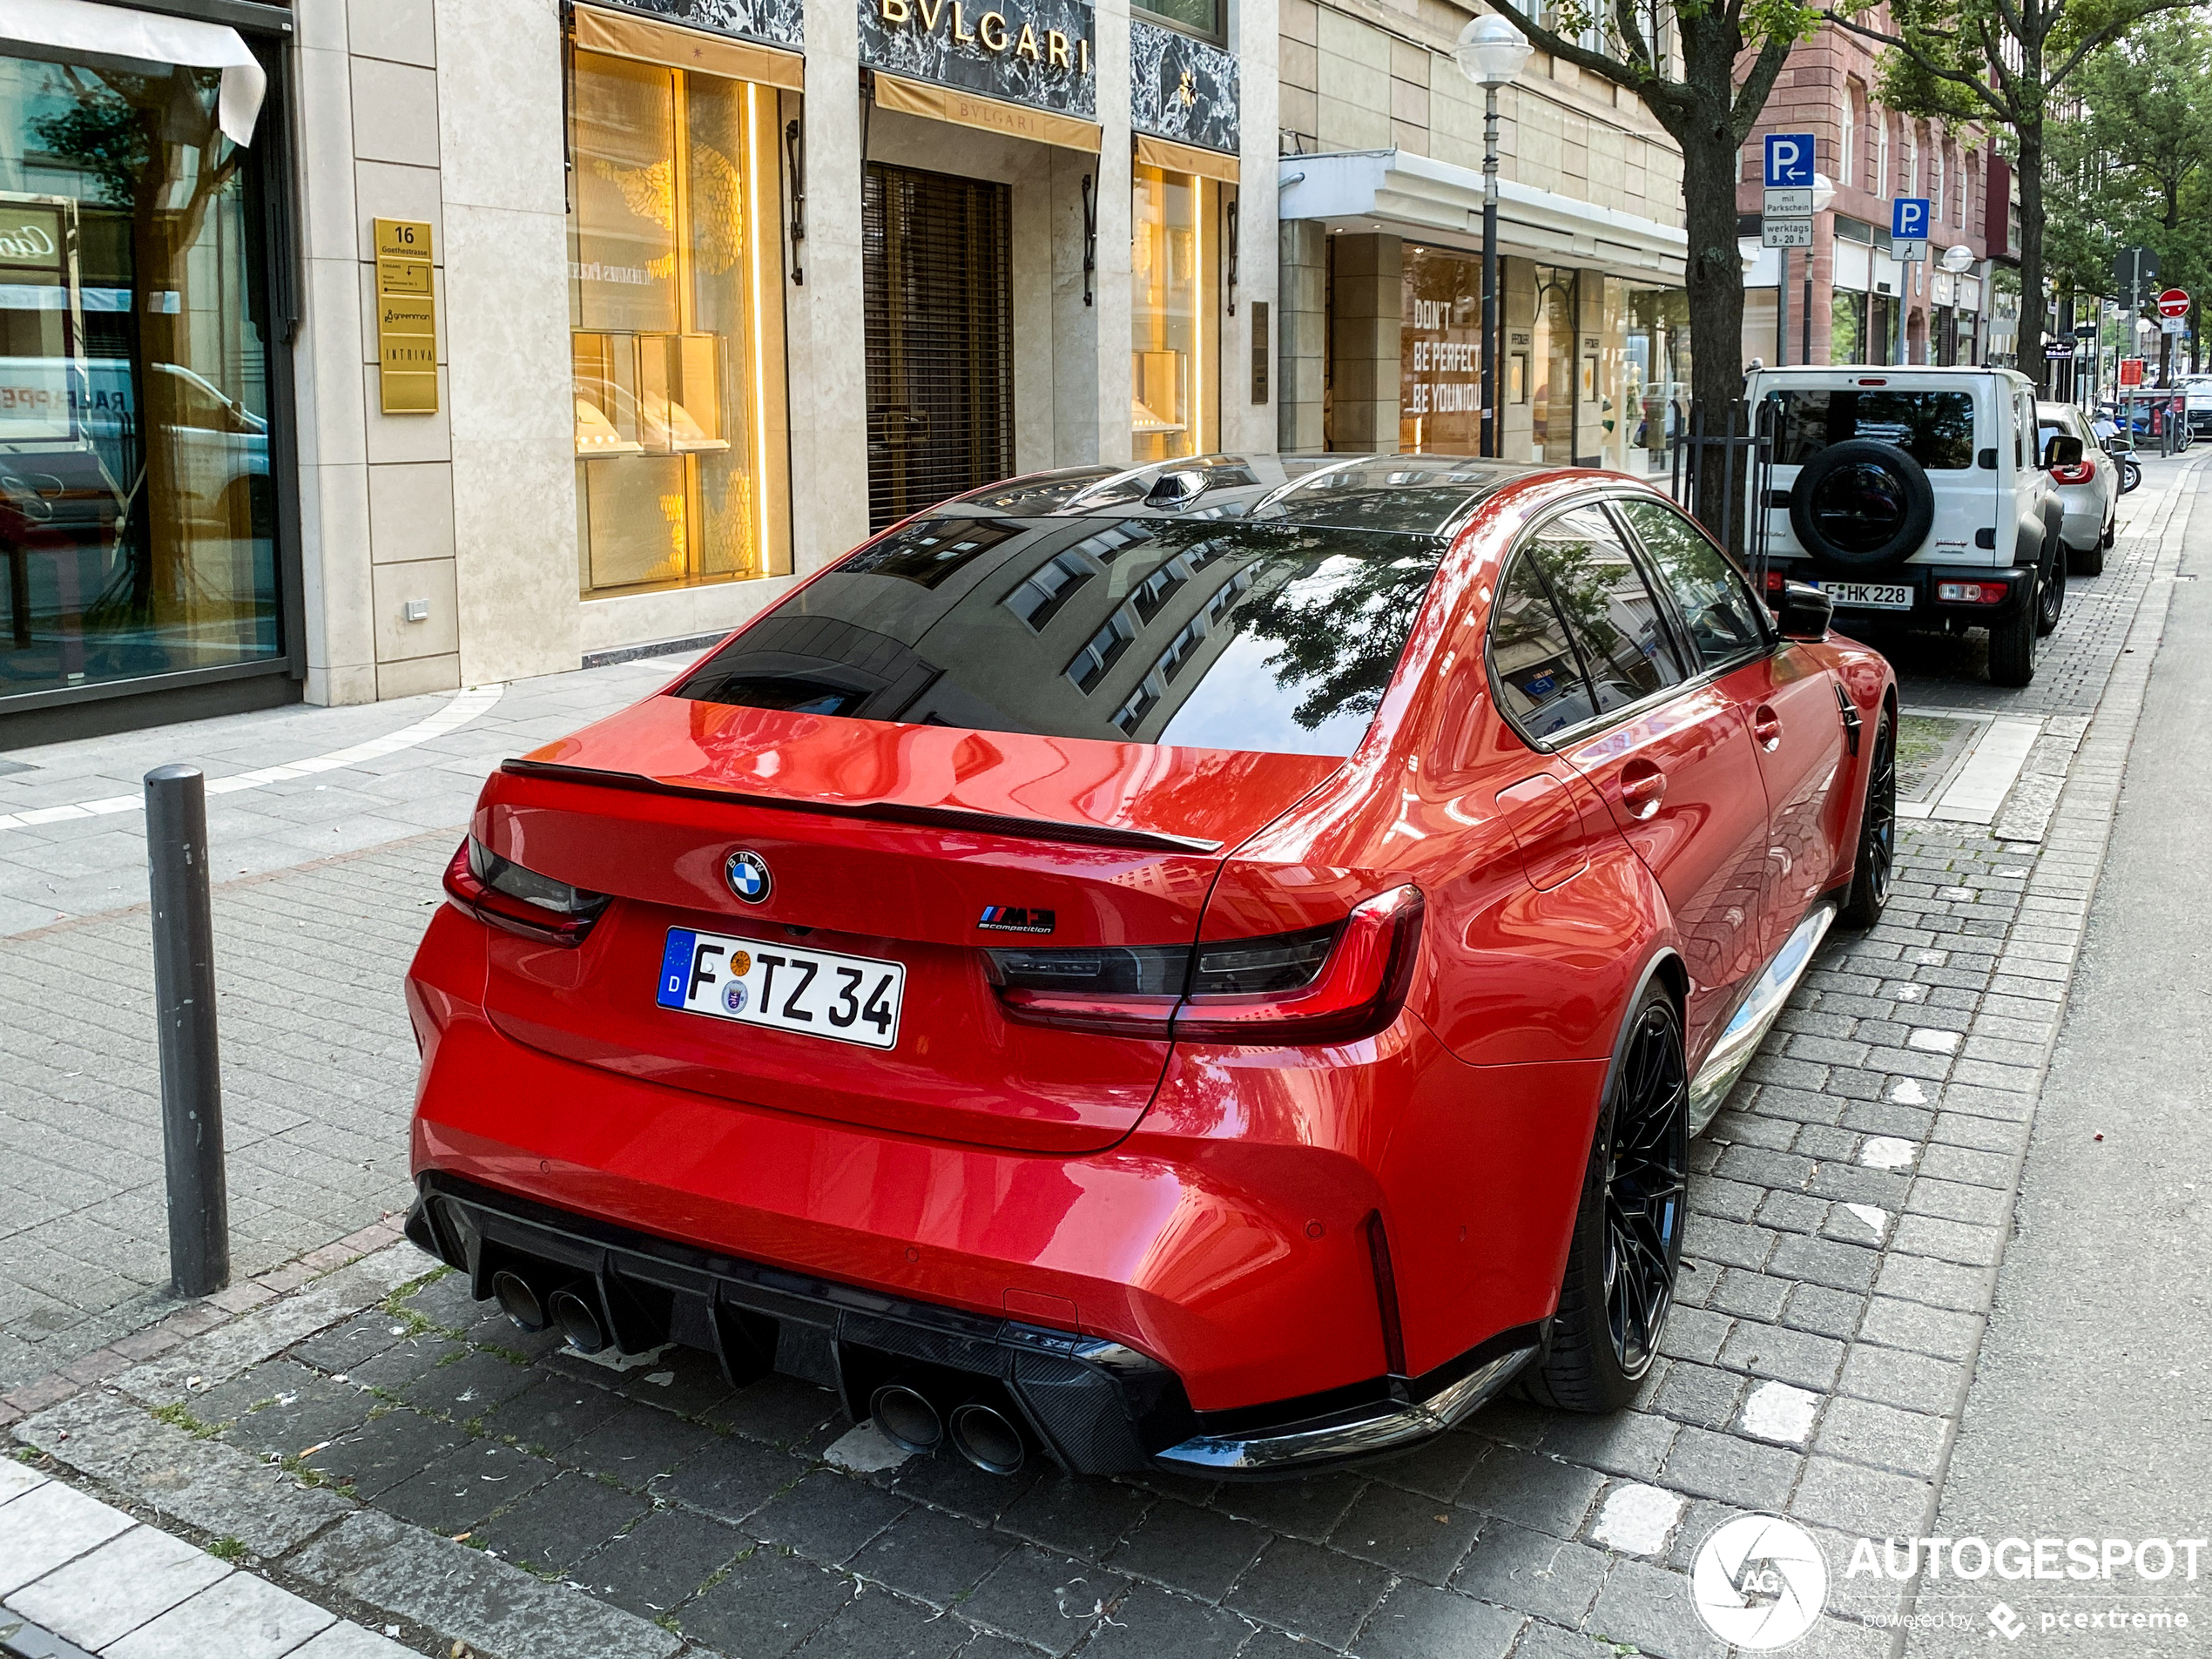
[860,0,1096,121]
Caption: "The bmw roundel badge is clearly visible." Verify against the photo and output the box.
[725,849,772,904]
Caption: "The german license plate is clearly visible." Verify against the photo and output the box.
[1819,582,1913,610]
[657,928,904,1049]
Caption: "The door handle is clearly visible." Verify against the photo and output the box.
[1752,705,1783,752]
[1620,759,1667,820]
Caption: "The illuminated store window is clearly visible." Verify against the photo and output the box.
[1399,246,1482,454]
[570,49,789,597]
[1130,164,1219,463]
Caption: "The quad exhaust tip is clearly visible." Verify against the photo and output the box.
[871,1384,945,1455]
[547,1285,610,1354]
[949,1402,1026,1475]
[491,1271,546,1333]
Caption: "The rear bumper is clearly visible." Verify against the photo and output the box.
[407,1168,1538,1478]
[1764,557,2037,623]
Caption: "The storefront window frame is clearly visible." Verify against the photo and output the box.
[0,24,307,738]
[1131,0,1226,45]
[1130,160,1221,464]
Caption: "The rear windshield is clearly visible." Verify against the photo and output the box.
[1765,388,1977,470]
[677,516,1447,758]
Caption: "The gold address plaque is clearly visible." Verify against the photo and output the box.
[374,218,437,415]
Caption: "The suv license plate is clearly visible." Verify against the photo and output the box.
[657,927,904,1049]
[1819,582,1913,610]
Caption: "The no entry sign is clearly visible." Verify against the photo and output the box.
[2158,288,2191,319]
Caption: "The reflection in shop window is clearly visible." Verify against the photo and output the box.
[1622,285,1689,475]
[1399,246,1483,455]
[569,49,789,597]
[0,54,280,703]
[1131,164,1218,462]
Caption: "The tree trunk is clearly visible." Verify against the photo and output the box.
[1668,91,1753,551]
[2015,118,2049,392]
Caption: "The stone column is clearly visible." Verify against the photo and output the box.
[795,0,872,565]
[1278,219,1325,451]
[1328,233,1400,452]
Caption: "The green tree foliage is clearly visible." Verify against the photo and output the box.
[1828,0,2199,390]
[1476,0,1824,445]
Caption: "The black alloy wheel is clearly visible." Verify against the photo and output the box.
[2037,541,2067,636]
[1601,1000,1689,1378]
[1525,985,1689,1413]
[1839,706,1896,929]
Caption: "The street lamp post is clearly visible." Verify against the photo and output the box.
[1455,16,1532,460]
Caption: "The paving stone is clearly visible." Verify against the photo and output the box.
[1530,1408,1676,1480]
[1329,1480,1483,1585]
[103,1568,334,1659]
[996,1473,1152,1562]
[1858,1296,1982,1362]
[377,1438,555,1534]
[1767,1234,1879,1293]
[1078,1582,1251,1659]
[961,1545,1127,1656]
[397,1346,538,1420]
[1453,1443,1606,1538]
[1789,1454,1933,1536]
[788,1587,972,1659]
[302,1406,469,1499]
[5,1522,230,1650]
[1838,1345,1968,1415]
[291,1508,681,1659]
[1225,1535,1392,1650]
[890,1451,1041,1524]
[1353,1580,1524,1659]
[346,1335,465,1398]
[747,1468,910,1564]
[1651,1362,1744,1430]
[1782,1283,1866,1341]
[1104,1495,1269,1602]
[472,1468,651,1573]
[1584,1554,1726,1659]
[1657,1425,1801,1510]
[476,1373,628,1454]
[1212,1470,1368,1541]
[1871,1253,1990,1313]
[574,1504,749,1618]
[566,1401,723,1490]
[1373,1427,1492,1501]
[849,1502,1019,1607]
[674,1545,852,1654]
[1453,1520,1607,1628]
[1812,1396,1950,1478]
[1507,1622,1620,1659]
[212,1363,378,1461]
[707,1373,843,1450]
[1717,1321,1845,1390]
[655,1427,807,1522]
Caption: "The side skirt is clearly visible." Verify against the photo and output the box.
[1686,901,1838,1136]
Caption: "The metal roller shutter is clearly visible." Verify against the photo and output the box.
[863,162,1015,531]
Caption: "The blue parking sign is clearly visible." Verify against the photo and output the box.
[1764,133,1815,189]
[1892,198,1930,239]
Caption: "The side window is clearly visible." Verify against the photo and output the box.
[1527,508,1685,714]
[1490,546,1597,740]
[1615,497,1769,671]
[2015,391,2034,470]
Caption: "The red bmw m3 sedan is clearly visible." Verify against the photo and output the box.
[403,455,1897,1479]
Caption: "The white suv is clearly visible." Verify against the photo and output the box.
[1742,365,2072,686]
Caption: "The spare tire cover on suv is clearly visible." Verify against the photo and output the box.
[1787,438,1936,570]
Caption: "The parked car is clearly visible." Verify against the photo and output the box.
[2037,401,2121,577]
[2179,374,2212,438]
[1744,364,2072,687]
[401,454,1897,1478]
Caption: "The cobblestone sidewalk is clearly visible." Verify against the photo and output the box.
[5,455,2203,1659]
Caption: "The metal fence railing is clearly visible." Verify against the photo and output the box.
[1669,398,1777,584]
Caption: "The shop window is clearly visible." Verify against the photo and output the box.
[0,54,280,704]
[1134,0,1222,38]
[1831,288,1867,364]
[569,49,789,597]
[1399,246,1483,455]
[1130,164,1220,463]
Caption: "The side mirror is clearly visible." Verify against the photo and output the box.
[1777,580,1832,642]
[2042,433,2084,470]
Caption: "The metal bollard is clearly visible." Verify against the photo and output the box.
[145,764,230,1297]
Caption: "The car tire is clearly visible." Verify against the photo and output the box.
[2070,537,2105,578]
[1787,440,1937,570]
[1523,983,1687,1414]
[1988,580,2040,687]
[2036,540,2067,637]
[1838,705,1895,930]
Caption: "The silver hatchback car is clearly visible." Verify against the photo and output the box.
[2037,401,2125,577]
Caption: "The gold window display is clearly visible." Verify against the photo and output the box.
[569,48,790,597]
[1130,164,1219,462]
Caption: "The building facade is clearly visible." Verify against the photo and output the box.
[1272,0,1691,475]
[0,0,1280,742]
[1735,21,2000,372]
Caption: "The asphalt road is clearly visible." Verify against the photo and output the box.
[1907,480,2212,1654]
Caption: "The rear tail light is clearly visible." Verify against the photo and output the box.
[1935,581,2009,605]
[1764,570,1786,595]
[2050,458,2095,485]
[443,838,611,946]
[987,886,1425,1045]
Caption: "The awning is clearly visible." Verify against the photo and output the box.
[872,72,1101,154]
[574,3,803,91]
[0,0,266,145]
[1136,134,1238,185]
[1278,148,1687,283]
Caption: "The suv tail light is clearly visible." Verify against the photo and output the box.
[987,886,1425,1045]
[2050,456,2096,485]
[443,838,611,945]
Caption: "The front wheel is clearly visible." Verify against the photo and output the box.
[1524,986,1688,1413]
[1838,706,1895,929]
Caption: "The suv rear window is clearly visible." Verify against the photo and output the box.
[1765,388,1977,470]
[677,516,1447,759]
